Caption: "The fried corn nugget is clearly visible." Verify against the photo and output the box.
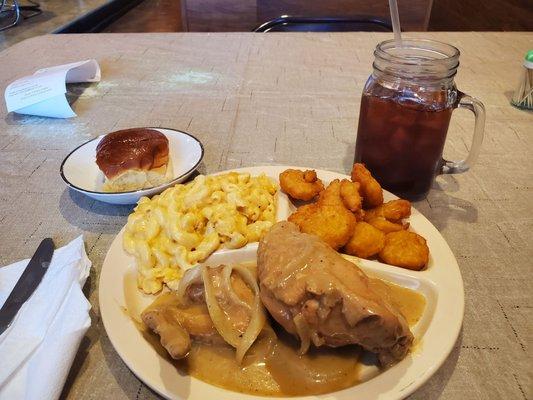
[279,169,324,201]
[350,163,384,208]
[340,179,363,213]
[344,222,385,259]
[366,217,406,234]
[364,199,412,222]
[288,204,356,250]
[287,203,317,226]
[318,179,364,220]
[379,231,429,270]
[318,179,343,207]
[303,170,318,182]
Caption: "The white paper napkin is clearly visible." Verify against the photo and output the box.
[4,59,101,118]
[0,236,92,400]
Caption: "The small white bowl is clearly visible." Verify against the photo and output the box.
[60,127,204,205]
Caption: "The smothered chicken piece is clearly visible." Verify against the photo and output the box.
[141,286,222,359]
[257,221,413,366]
[141,266,256,360]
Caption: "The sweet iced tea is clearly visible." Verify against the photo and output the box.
[355,87,453,200]
[354,39,485,200]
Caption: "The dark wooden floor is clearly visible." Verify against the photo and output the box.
[429,0,533,31]
[103,0,433,32]
[103,0,533,32]
[103,0,183,32]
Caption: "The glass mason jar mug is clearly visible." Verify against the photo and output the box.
[354,39,485,201]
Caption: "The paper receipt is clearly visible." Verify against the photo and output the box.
[4,59,101,118]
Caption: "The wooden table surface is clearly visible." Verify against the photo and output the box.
[0,32,531,400]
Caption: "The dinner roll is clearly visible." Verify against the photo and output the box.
[96,128,173,192]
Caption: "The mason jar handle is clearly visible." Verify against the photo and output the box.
[440,91,485,174]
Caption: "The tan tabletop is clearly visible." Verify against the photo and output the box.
[0,32,531,399]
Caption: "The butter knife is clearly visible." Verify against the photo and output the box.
[0,238,54,335]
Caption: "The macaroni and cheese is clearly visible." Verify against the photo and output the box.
[123,172,278,294]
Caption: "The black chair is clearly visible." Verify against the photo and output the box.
[20,0,41,18]
[0,0,41,31]
[0,0,19,31]
[254,15,392,32]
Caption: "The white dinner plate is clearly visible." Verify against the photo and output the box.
[60,127,204,205]
[99,166,464,400]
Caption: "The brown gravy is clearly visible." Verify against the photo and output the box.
[132,275,425,397]
[179,327,362,396]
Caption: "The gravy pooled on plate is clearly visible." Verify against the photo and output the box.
[139,274,425,397]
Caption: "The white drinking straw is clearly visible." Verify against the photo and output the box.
[388,0,403,47]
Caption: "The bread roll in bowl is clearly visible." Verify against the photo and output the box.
[96,128,173,192]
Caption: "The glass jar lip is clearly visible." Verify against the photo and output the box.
[375,38,460,67]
